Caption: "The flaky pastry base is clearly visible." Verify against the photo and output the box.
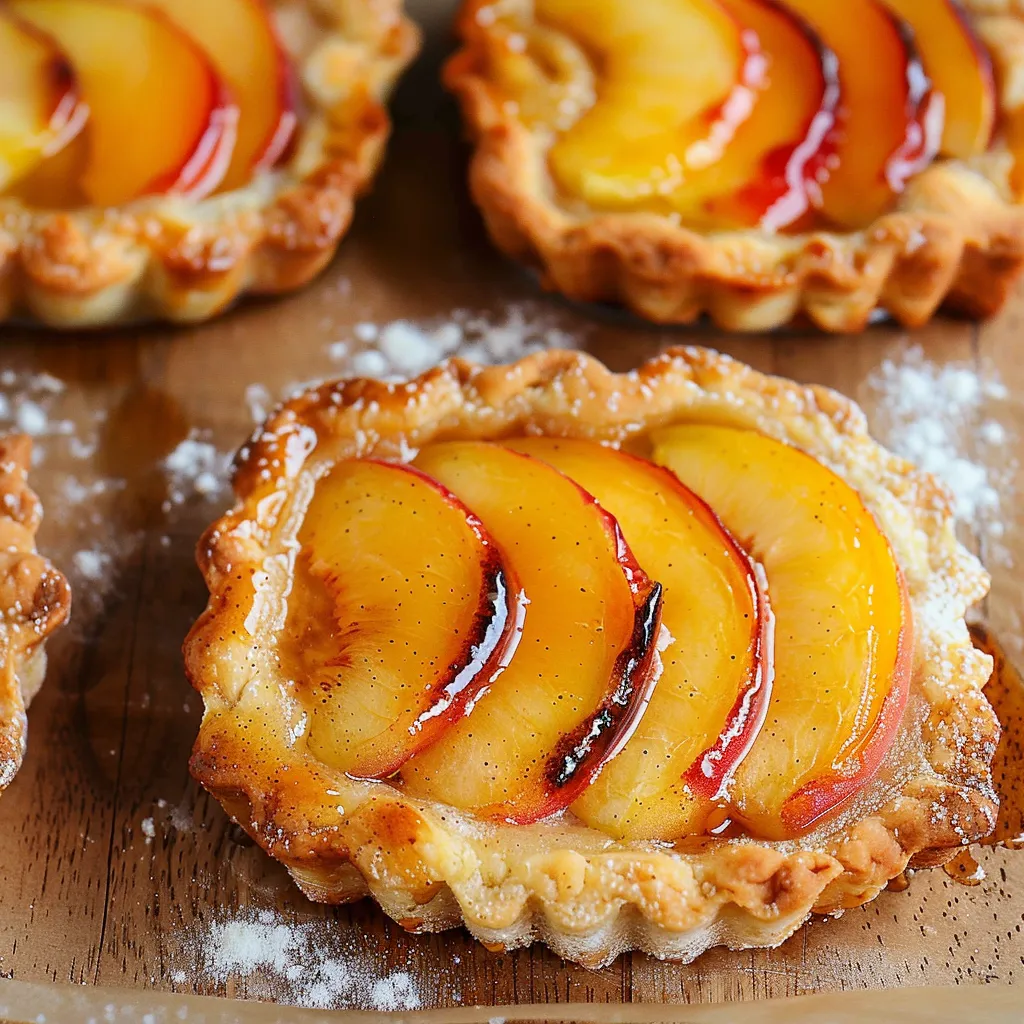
[185,348,997,968]
[0,0,419,328]
[445,0,1024,333]
[0,436,71,794]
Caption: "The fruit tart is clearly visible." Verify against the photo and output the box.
[0,435,70,795]
[185,348,998,967]
[0,0,418,327]
[446,0,1024,332]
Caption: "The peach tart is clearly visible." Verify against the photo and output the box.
[0,0,418,327]
[0,435,70,795]
[446,0,1024,331]
[184,348,999,967]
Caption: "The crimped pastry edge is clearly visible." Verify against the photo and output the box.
[444,0,1024,333]
[184,347,997,968]
[0,435,71,794]
[0,0,420,329]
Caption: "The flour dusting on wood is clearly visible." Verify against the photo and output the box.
[328,304,580,380]
[863,344,1016,564]
[175,908,429,1011]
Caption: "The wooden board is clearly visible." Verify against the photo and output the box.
[1,1,1023,1013]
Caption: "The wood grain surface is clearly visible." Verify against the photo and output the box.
[1,1,1023,1013]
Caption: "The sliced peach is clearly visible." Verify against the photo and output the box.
[652,425,913,839]
[10,0,238,205]
[774,0,942,229]
[506,438,773,841]
[541,0,763,210]
[289,459,523,779]
[0,11,87,191]
[678,0,841,230]
[401,442,663,824]
[140,0,296,189]
[7,129,87,209]
[879,0,995,158]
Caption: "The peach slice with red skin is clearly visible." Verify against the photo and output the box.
[541,0,764,210]
[878,0,995,159]
[773,0,943,230]
[10,0,239,205]
[401,442,664,825]
[140,0,297,190]
[689,0,841,230]
[292,458,524,779]
[506,437,774,841]
[653,425,913,840]
[0,11,87,191]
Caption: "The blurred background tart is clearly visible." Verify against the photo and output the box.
[0,0,419,327]
[446,0,1024,332]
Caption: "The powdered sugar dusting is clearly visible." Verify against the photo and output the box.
[245,383,272,425]
[71,549,111,582]
[161,433,233,511]
[0,371,83,464]
[864,345,1016,557]
[247,305,584,424]
[0,372,236,625]
[329,305,580,380]
[177,908,428,1011]
[0,372,128,619]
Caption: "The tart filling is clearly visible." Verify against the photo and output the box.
[0,435,71,795]
[185,348,997,967]
[0,0,419,326]
[446,0,1024,331]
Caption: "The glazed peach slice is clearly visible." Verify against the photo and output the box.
[653,425,913,840]
[0,11,87,191]
[291,458,523,779]
[775,0,942,229]
[678,0,841,230]
[10,0,238,205]
[141,0,296,189]
[541,0,763,209]
[506,438,773,841]
[879,0,995,158]
[402,442,664,824]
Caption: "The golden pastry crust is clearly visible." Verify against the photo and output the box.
[0,0,420,328]
[444,0,1024,332]
[0,436,71,794]
[185,347,997,968]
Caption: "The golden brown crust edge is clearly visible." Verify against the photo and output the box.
[184,347,997,967]
[0,0,420,328]
[444,0,1024,333]
[0,435,71,794]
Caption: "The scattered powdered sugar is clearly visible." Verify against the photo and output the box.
[864,345,1016,557]
[178,908,426,1011]
[0,371,81,463]
[161,432,233,511]
[0,372,236,626]
[247,304,584,426]
[245,383,272,425]
[71,548,111,582]
[14,399,50,437]
[328,305,580,380]
[349,347,390,377]
[0,372,129,620]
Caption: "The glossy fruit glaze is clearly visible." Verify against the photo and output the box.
[473,0,999,231]
[1,0,295,207]
[284,428,912,843]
